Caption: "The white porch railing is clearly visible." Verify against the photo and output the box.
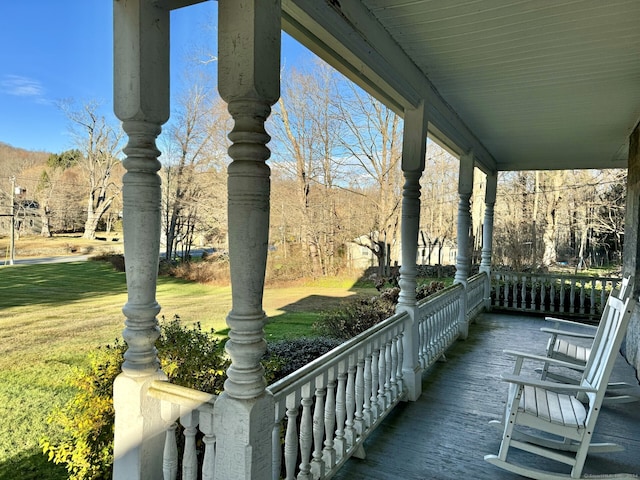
[417,282,464,369]
[267,311,407,480]
[147,381,217,480]
[142,272,491,480]
[466,273,488,321]
[490,271,623,320]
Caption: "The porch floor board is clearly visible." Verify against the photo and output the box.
[333,312,640,480]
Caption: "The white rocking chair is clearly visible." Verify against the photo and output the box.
[485,294,637,480]
[539,276,639,404]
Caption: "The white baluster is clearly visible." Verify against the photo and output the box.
[163,423,178,480]
[362,355,373,428]
[390,337,398,399]
[310,386,326,479]
[334,370,347,458]
[370,350,379,420]
[384,340,392,405]
[570,278,576,313]
[418,319,426,368]
[344,362,356,447]
[354,358,365,435]
[199,407,215,480]
[377,345,387,411]
[284,398,299,480]
[396,333,404,394]
[322,378,336,469]
[297,393,313,480]
[181,410,198,480]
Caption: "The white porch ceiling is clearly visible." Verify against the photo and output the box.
[282,0,640,172]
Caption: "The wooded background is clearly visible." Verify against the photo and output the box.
[0,59,626,277]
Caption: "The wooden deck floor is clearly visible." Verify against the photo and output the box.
[333,312,640,480]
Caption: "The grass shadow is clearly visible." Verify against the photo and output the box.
[0,262,127,308]
[0,448,67,480]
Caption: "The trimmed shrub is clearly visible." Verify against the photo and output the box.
[90,253,125,272]
[41,318,228,480]
[314,282,447,341]
[416,281,446,301]
[264,337,343,383]
[313,296,397,340]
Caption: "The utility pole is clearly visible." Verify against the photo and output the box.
[9,176,15,265]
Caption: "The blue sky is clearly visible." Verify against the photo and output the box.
[0,1,310,154]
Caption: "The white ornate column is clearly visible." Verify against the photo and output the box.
[112,0,169,478]
[454,153,474,286]
[396,102,427,402]
[454,153,474,338]
[213,1,280,479]
[480,172,497,310]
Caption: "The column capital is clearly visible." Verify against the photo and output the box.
[485,171,498,205]
[458,151,475,195]
[114,0,170,124]
[401,101,428,172]
[218,0,281,104]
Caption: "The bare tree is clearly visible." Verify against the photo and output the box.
[35,150,82,237]
[419,143,459,265]
[336,85,404,274]
[62,101,124,239]
[161,83,230,261]
[272,62,348,275]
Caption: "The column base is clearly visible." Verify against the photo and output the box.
[113,371,168,480]
[402,365,422,402]
[213,391,275,480]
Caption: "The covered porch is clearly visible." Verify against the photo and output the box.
[332,311,640,480]
[112,1,640,479]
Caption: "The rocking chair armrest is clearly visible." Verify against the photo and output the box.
[539,327,596,339]
[500,373,598,393]
[544,316,598,332]
[502,349,587,371]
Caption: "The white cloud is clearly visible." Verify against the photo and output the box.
[1,74,45,97]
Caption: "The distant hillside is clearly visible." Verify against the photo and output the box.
[0,142,50,178]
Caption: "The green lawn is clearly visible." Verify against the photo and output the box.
[0,260,373,479]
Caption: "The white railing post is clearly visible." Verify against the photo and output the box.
[397,102,427,401]
[213,1,280,479]
[454,153,474,339]
[112,1,170,478]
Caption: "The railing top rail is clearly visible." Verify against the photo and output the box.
[468,272,488,283]
[147,380,216,410]
[491,271,622,282]
[417,281,464,307]
[268,310,409,397]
